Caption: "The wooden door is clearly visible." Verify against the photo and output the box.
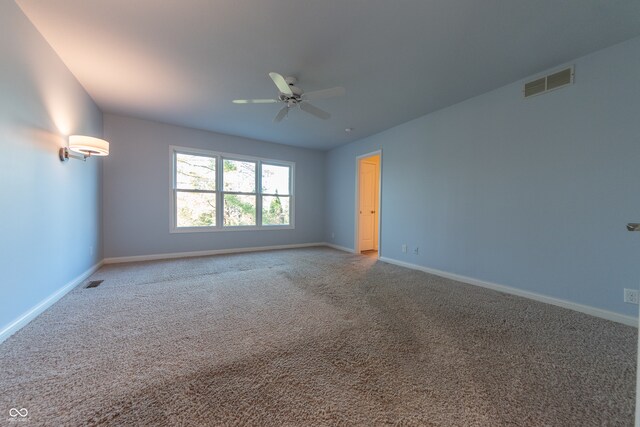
[359,161,377,251]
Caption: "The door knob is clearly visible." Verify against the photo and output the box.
[627,223,640,232]
[371,210,375,214]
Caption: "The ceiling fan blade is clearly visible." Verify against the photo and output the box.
[299,102,330,120]
[232,99,279,104]
[273,106,289,123]
[269,72,293,96]
[302,86,345,101]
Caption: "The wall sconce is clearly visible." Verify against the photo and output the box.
[59,135,110,161]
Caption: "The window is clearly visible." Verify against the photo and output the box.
[223,159,257,226]
[261,163,291,226]
[171,146,294,232]
[175,152,217,227]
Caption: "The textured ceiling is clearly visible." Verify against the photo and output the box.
[17,0,640,150]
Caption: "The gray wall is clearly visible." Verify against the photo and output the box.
[325,36,640,317]
[103,114,326,258]
[0,3,103,334]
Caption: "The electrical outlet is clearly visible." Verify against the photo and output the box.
[402,244,407,253]
[624,288,639,304]
[414,247,419,255]
[331,232,335,239]
[89,246,93,256]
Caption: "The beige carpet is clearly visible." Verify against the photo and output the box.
[0,247,636,425]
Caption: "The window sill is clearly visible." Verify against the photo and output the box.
[170,225,295,234]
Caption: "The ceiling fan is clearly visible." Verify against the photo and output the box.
[233,72,345,123]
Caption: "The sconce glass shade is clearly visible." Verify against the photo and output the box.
[68,135,109,157]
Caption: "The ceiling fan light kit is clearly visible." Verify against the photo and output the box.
[233,72,345,123]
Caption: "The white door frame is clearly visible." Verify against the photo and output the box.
[354,150,382,257]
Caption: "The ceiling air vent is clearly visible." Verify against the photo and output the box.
[524,77,546,97]
[524,66,573,98]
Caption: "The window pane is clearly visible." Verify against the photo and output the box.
[262,164,290,195]
[223,194,256,226]
[176,153,216,191]
[262,196,290,225]
[176,191,216,227]
[223,159,255,193]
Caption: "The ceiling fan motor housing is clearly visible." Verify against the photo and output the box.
[278,93,297,102]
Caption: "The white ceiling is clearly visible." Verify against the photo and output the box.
[17,0,640,150]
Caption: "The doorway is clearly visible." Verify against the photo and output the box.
[355,151,381,257]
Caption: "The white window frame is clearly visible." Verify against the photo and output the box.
[170,145,295,233]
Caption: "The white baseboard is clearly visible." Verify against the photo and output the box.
[379,256,638,327]
[322,243,356,253]
[103,242,326,264]
[0,261,104,344]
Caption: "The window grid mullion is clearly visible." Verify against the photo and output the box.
[257,160,262,227]
[220,191,257,196]
[175,189,217,194]
[217,156,223,228]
